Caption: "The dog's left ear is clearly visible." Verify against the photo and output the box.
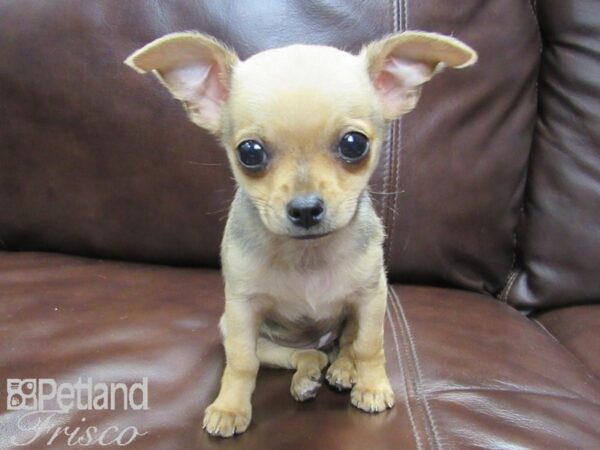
[362,32,477,119]
[125,32,239,133]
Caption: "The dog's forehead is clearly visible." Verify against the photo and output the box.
[244,44,356,66]
[233,44,368,94]
[228,45,376,134]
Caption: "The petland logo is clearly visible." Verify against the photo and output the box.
[7,378,149,446]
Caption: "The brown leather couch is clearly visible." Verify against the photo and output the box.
[1,1,599,449]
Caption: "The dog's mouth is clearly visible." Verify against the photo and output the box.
[289,232,331,241]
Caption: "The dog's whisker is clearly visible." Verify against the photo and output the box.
[205,206,231,216]
[370,190,405,196]
[187,160,224,167]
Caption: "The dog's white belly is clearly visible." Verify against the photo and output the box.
[252,264,358,348]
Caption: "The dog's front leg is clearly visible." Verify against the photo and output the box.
[203,296,259,437]
[350,273,395,412]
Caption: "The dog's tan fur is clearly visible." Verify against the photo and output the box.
[126,31,476,438]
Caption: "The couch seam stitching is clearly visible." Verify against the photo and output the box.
[498,0,542,302]
[387,121,400,261]
[389,289,435,450]
[378,0,397,226]
[389,288,436,450]
[423,385,596,402]
[391,288,441,450]
[386,0,406,265]
[384,0,401,261]
[386,292,423,450]
[500,269,519,302]
[381,110,393,225]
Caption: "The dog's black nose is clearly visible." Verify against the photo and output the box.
[286,195,325,229]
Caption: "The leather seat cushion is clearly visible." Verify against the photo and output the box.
[1,252,599,449]
[535,305,600,380]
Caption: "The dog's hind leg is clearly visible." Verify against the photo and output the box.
[256,337,328,402]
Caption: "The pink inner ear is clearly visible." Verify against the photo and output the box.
[373,70,401,96]
[163,61,229,129]
[197,63,228,126]
[379,56,434,89]
[371,56,435,117]
[373,70,410,115]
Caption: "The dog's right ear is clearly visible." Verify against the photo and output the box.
[125,32,239,134]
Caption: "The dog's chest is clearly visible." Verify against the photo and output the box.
[260,264,354,321]
[256,264,354,348]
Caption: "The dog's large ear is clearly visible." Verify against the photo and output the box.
[362,32,477,119]
[125,32,239,133]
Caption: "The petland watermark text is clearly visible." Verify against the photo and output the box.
[7,378,149,446]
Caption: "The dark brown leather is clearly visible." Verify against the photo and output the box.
[2,252,599,449]
[507,0,600,308]
[536,305,600,379]
[378,1,540,294]
[0,0,540,295]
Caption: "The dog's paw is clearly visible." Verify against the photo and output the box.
[291,365,323,402]
[350,383,395,413]
[202,402,251,438]
[326,357,357,391]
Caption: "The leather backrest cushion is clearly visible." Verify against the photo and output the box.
[379,1,540,294]
[0,1,540,294]
[507,0,600,308]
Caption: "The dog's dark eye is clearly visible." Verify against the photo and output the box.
[237,140,268,171]
[338,132,369,163]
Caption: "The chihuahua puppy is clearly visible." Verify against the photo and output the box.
[126,31,476,437]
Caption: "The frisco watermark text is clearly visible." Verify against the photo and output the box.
[7,378,149,447]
